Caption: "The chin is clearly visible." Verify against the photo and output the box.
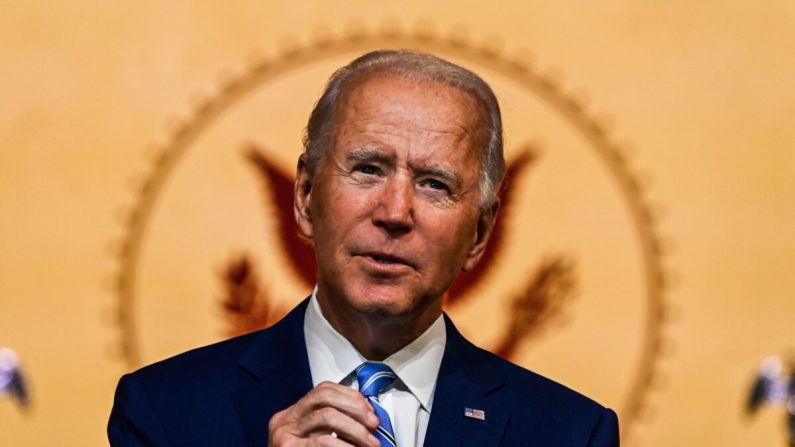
[350,283,421,317]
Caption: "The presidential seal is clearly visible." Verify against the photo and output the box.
[109,22,673,445]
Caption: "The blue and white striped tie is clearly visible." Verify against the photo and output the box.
[356,362,397,447]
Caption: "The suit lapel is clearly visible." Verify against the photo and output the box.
[228,302,511,446]
[231,299,314,447]
[424,315,510,447]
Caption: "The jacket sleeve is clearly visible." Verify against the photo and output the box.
[108,374,172,447]
[586,407,620,447]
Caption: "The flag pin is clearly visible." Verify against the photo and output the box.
[464,407,486,421]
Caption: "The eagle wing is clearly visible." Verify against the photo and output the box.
[445,146,537,306]
[246,145,317,288]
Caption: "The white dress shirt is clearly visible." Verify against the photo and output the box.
[304,289,446,447]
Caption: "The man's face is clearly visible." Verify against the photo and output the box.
[295,74,496,325]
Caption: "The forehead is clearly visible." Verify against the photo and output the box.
[339,73,485,123]
[333,74,488,158]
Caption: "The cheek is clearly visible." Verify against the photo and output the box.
[423,214,479,262]
[312,185,376,240]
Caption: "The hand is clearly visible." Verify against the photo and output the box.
[268,381,381,446]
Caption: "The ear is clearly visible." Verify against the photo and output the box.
[294,154,314,241]
[462,200,500,272]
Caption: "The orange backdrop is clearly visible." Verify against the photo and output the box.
[1,2,794,446]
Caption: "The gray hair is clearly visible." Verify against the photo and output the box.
[302,49,505,208]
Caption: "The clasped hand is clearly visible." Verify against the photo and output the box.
[268,381,382,446]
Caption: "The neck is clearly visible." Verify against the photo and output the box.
[315,292,442,361]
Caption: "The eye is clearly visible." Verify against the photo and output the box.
[423,179,449,192]
[355,164,379,175]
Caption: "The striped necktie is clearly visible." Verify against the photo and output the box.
[356,362,397,447]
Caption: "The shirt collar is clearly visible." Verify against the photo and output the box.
[304,287,446,411]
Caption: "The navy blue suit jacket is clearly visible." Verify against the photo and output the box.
[109,299,619,446]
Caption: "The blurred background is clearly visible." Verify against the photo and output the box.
[1,1,793,445]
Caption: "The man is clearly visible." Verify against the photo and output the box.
[109,50,619,446]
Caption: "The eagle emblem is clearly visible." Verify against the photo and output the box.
[220,143,577,359]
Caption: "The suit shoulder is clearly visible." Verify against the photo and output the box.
[476,345,610,415]
[472,348,619,444]
[122,299,309,395]
[127,330,262,390]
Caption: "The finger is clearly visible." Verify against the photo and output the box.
[310,433,357,447]
[296,382,379,429]
[299,406,380,447]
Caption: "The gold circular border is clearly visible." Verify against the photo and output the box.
[110,23,672,442]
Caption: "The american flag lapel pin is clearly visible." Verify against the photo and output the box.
[464,407,486,421]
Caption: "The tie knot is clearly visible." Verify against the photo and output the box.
[355,362,396,398]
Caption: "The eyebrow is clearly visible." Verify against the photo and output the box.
[345,147,463,188]
[346,148,390,164]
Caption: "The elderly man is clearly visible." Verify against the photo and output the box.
[109,50,619,447]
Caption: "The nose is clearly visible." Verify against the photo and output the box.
[372,174,414,236]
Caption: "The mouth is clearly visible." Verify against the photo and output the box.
[358,252,415,270]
